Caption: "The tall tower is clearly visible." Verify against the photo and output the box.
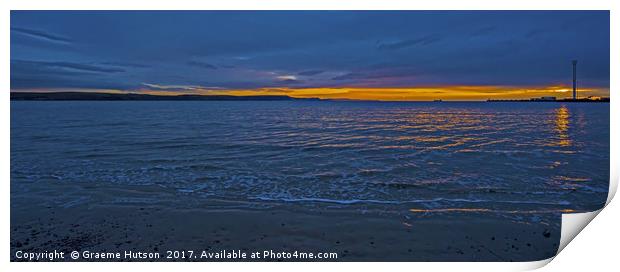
[572,60,578,100]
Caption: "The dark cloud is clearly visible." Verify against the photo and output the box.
[276,79,304,85]
[10,76,135,90]
[331,73,366,81]
[98,61,149,68]
[377,34,442,50]
[187,60,218,69]
[10,59,132,90]
[331,71,409,81]
[298,70,324,76]
[13,60,125,73]
[11,27,72,43]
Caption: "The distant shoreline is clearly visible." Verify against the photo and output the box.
[10,92,610,102]
[487,98,609,103]
[10,92,320,101]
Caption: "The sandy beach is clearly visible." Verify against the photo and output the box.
[11,181,560,262]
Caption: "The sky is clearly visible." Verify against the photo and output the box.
[10,11,610,101]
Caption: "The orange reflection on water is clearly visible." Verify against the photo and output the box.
[554,105,571,147]
[409,208,491,213]
[409,208,577,214]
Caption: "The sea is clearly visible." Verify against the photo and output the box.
[10,101,610,217]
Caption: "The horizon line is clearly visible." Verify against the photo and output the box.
[10,90,610,103]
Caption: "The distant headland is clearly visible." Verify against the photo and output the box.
[10,92,321,101]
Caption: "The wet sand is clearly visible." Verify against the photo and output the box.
[11,185,560,262]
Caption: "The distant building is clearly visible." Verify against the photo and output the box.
[587,96,602,101]
[531,96,557,101]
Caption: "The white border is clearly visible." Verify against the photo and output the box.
[2,1,617,271]
[0,0,615,10]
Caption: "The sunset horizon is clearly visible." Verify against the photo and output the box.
[11,11,609,101]
[9,84,610,101]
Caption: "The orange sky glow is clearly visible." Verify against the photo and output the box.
[13,85,609,101]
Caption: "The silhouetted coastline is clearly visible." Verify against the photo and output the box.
[487,97,609,103]
[10,92,321,101]
[11,92,610,103]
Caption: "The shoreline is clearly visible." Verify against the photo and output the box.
[10,181,562,262]
[11,203,561,262]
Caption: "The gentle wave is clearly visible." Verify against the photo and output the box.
[10,101,610,213]
[250,196,571,206]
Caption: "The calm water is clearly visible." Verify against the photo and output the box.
[11,101,610,216]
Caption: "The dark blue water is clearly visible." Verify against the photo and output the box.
[11,101,610,216]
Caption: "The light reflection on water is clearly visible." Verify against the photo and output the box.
[554,105,571,147]
[409,208,577,214]
[10,101,610,215]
